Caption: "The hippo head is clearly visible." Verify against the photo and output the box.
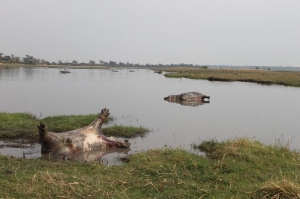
[117,140,131,148]
[41,136,77,155]
[103,139,131,148]
[202,95,210,101]
[37,122,77,155]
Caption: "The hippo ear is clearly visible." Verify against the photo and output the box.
[65,138,72,145]
[37,122,41,129]
[37,122,46,134]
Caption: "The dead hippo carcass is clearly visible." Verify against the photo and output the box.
[164,92,210,102]
[37,108,130,156]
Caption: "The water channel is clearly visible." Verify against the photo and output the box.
[0,67,299,162]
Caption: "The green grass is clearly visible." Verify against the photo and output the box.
[102,125,149,138]
[0,112,39,142]
[0,137,299,198]
[161,67,300,87]
[195,137,300,198]
[0,112,149,143]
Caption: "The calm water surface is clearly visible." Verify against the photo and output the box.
[0,67,299,160]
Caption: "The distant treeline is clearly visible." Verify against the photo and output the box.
[0,52,207,68]
[1,52,299,71]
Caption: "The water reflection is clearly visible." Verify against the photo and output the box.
[164,99,210,107]
[41,147,130,164]
[0,66,20,79]
[0,140,41,158]
[23,67,34,76]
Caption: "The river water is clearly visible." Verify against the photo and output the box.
[0,67,299,161]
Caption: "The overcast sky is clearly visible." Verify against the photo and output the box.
[1,0,300,66]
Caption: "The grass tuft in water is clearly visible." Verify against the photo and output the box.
[102,125,149,138]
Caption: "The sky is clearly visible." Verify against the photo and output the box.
[1,0,300,66]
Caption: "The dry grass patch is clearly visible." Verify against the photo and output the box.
[252,177,300,198]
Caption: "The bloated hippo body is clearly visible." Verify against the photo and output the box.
[38,108,130,156]
[164,92,210,102]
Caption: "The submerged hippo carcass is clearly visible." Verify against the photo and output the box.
[164,92,210,102]
[37,108,130,156]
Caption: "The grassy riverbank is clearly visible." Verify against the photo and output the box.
[161,67,300,87]
[0,112,149,143]
[0,137,299,198]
